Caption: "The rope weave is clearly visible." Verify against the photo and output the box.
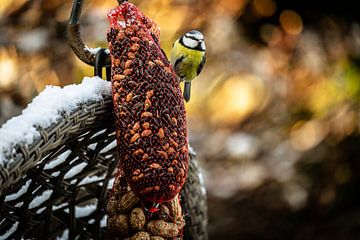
[0,96,207,239]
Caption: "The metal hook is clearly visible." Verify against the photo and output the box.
[94,48,106,77]
[67,0,112,67]
[94,48,112,80]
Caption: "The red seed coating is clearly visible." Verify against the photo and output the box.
[141,129,152,137]
[134,149,144,155]
[142,153,149,161]
[124,59,133,69]
[141,112,153,118]
[133,122,140,131]
[130,133,140,143]
[157,128,165,139]
[142,122,150,130]
[108,2,188,203]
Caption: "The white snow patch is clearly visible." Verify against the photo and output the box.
[36,207,46,214]
[84,46,101,55]
[100,140,117,154]
[0,77,111,166]
[57,229,68,240]
[51,171,60,177]
[69,157,79,165]
[29,190,53,209]
[100,215,107,227]
[15,202,23,208]
[5,179,32,201]
[91,129,106,138]
[88,143,98,150]
[64,162,88,179]
[107,177,115,189]
[64,202,97,218]
[53,202,68,211]
[44,150,71,170]
[87,215,107,226]
[0,222,18,240]
[78,175,105,186]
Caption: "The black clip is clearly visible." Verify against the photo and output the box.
[94,48,111,80]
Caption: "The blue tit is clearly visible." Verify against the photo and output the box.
[171,30,206,102]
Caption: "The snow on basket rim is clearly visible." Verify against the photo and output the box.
[0,77,111,166]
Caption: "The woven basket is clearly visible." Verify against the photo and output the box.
[0,92,207,239]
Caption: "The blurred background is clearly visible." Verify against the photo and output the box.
[1,0,360,239]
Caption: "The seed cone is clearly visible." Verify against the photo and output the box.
[107,2,188,203]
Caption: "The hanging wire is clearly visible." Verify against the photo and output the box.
[68,0,111,67]
[69,0,82,25]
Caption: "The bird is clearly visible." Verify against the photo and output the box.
[171,30,206,102]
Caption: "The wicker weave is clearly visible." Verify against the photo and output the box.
[0,95,207,239]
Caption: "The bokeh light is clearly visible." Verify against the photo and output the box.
[279,10,303,35]
[1,0,360,239]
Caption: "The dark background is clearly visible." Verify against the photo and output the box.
[1,0,360,239]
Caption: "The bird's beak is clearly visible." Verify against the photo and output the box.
[183,82,191,102]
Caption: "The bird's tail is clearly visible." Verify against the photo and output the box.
[183,81,191,102]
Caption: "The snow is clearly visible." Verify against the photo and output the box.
[0,222,18,240]
[91,129,106,138]
[36,207,46,214]
[88,143,98,150]
[44,150,71,170]
[5,179,32,201]
[99,140,116,154]
[56,229,68,240]
[78,174,105,186]
[69,157,79,165]
[53,202,68,211]
[74,204,97,218]
[100,215,107,227]
[64,162,88,179]
[29,190,53,209]
[84,46,101,55]
[15,202,23,208]
[107,177,115,189]
[64,202,98,218]
[0,77,111,166]
[87,215,106,226]
[51,171,60,177]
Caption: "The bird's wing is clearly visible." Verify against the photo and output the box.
[197,54,206,76]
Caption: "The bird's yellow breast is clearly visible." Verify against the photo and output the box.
[171,40,205,81]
